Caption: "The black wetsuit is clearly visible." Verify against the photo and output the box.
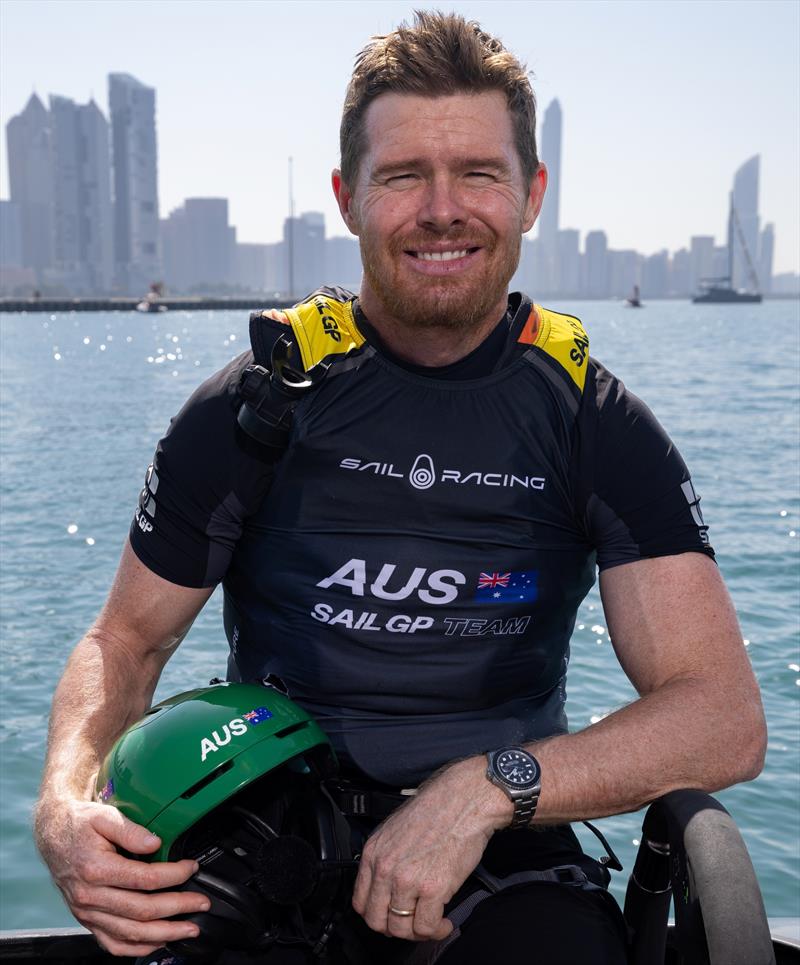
[130,291,712,964]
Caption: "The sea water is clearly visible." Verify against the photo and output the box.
[0,300,798,928]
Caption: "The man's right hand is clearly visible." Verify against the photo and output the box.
[35,796,212,958]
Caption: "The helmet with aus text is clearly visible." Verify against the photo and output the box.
[95,681,355,962]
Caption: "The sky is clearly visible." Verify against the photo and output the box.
[1,0,798,273]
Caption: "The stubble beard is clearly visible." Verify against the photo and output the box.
[359,230,523,332]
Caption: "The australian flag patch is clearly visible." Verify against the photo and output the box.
[474,571,538,604]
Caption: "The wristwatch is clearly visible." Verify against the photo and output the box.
[486,746,541,830]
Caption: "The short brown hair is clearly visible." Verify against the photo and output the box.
[340,10,538,187]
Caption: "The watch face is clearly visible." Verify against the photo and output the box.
[495,749,539,788]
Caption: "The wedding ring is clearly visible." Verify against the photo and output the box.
[389,905,415,916]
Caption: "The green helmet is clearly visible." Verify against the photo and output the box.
[95,681,333,862]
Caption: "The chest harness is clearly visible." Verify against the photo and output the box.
[235,287,592,456]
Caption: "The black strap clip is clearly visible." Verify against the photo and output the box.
[237,333,330,451]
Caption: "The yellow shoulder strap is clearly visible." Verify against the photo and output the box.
[282,293,365,371]
[520,304,590,393]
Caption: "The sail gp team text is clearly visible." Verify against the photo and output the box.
[310,558,533,638]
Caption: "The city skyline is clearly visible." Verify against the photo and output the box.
[2,70,795,299]
[0,0,798,276]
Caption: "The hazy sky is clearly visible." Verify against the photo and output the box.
[1,0,798,272]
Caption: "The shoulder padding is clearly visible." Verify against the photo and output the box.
[518,305,590,393]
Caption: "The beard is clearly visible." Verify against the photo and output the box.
[359,226,522,332]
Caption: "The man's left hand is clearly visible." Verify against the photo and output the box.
[351,757,509,941]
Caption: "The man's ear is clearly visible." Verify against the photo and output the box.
[332,169,360,236]
[522,163,548,233]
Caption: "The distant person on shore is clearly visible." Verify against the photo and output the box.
[34,11,765,964]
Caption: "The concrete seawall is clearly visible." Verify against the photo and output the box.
[0,297,286,314]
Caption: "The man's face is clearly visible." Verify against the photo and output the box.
[334,91,546,331]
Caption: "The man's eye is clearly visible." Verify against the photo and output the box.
[467,171,494,180]
[387,174,415,184]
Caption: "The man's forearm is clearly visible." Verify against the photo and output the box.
[37,628,173,806]
[531,673,766,824]
[465,672,766,831]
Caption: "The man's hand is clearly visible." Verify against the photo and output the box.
[352,757,509,942]
[35,796,211,958]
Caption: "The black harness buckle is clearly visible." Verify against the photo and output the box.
[236,332,330,452]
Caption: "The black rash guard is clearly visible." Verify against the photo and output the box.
[130,292,713,786]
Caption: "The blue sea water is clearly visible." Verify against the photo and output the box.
[0,300,798,929]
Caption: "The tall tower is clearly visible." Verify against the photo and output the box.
[78,100,115,292]
[49,96,114,292]
[5,93,54,275]
[731,155,759,291]
[758,223,774,295]
[539,99,562,244]
[108,73,160,293]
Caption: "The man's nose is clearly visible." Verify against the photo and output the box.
[416,176,469,232]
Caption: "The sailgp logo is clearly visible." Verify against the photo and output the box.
[409,454,436,490]
[339,453,545,491]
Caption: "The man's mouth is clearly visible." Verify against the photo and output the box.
[407,247,481,262]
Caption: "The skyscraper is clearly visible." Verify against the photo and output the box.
[758,223,774,294]
[49,96,113,291]
[538,99,562,294]
[731,155,760,291]
[539,99,562,244]
[108,73,160,293]
[5,93,54,273]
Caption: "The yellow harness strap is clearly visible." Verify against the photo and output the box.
[282,294,365,372]
[519,304,590,393]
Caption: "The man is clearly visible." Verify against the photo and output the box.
[34,12,766,964]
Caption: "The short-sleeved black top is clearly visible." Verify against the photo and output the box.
[130,292,712,785]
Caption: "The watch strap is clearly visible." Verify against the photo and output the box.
[509,785,540,829]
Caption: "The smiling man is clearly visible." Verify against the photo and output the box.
[34,12,765,965]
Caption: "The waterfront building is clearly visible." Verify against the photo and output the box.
[510,236,540,295]
[711,245,729,281]
[233,242,270,293]
[0,200,37,293]
[689,236,715,294]
[556,229,580,296]
[0,201,23,267]
[49,96,113,292]
[283,211,325,298]
[731,155,760,291]
[5,93,55,275]
[108,73,161,293]
[641,250,670,299]
[263,242,284,295]
[607,249,640,299]
[584,230,609,298]
[670,248,691,297]
[326,236,362,291]
[161,198,235,293]
[771,272,800,296]
[758,223,774,294]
